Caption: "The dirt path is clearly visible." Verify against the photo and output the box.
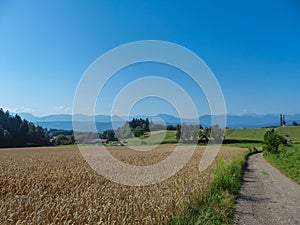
[234,153,300,225]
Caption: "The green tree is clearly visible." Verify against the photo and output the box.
[282,115,286,126]
[3,130,12,145]
[0,109,49,147]
[133,126,144,137]
[199,127,210,144]
[166,125,176,130]
[129,118,150,132]
[176,124,181,141]
[0,127,3,143]
[210,125,224,144]
[263,129,285,154]
[190,125,200,143]
[19,120,29,144]
[103,130,117,142]
[55,134,65,145]
[116,122,133,139]
[180,124,188,142]
[176,124,200,144]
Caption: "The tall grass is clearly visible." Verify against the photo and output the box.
[168,153,246,225]
[264,143,300,184]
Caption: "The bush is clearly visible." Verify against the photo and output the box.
[133,126,144,137]
[213,157,244,195]
[54,134,75,145]
[263,129,285,154]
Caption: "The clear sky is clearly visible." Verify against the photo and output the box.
[0,0,300,117]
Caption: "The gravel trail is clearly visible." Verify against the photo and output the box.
[234,153,300,225]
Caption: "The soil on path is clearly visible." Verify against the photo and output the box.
[234,153,300,225]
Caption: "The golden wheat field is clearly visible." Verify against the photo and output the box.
[0,145,245,224]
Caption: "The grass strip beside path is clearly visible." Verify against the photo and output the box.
[168,152,247,225]
[264,143,300,184]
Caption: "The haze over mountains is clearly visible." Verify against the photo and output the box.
[15,112,300,132]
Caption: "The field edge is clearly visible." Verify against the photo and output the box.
[167,150,248,225]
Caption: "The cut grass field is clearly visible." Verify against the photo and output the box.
[225,126,300,142]
[125,130,177,145]
[225,128,267,141]
[123,126,300,147]
[276,126,300,142]
[0,145,245,224]
[264,143,300,184]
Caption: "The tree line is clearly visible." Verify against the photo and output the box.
[0,109,76,147]
[100,118,152,141]
[176,124,224,144]
[99,118,177,142]
[0,109,226,147]
[0,109,49,147]
[99,117,225,144]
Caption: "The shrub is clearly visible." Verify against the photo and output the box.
[263,129,285,154]
[133,126,144,137]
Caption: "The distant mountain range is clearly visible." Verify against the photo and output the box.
[15,112,300,132]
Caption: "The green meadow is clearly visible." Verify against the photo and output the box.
[124,130,178,145]
[226,126,300,142]
[123,126,300,146]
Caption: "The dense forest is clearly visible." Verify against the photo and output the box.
[0,109,49,147]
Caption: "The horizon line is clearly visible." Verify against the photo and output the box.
[8,111,299,118]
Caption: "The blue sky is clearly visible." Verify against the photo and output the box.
[0,0,300,117]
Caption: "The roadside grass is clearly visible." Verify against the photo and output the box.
[223,142,263,151]
[264,143,300,184]
[168,153,247,225]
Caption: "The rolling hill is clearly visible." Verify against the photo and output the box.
[225,126,300,142]
[13,112,300,132]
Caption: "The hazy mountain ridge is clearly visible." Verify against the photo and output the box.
[14,112,300,132]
